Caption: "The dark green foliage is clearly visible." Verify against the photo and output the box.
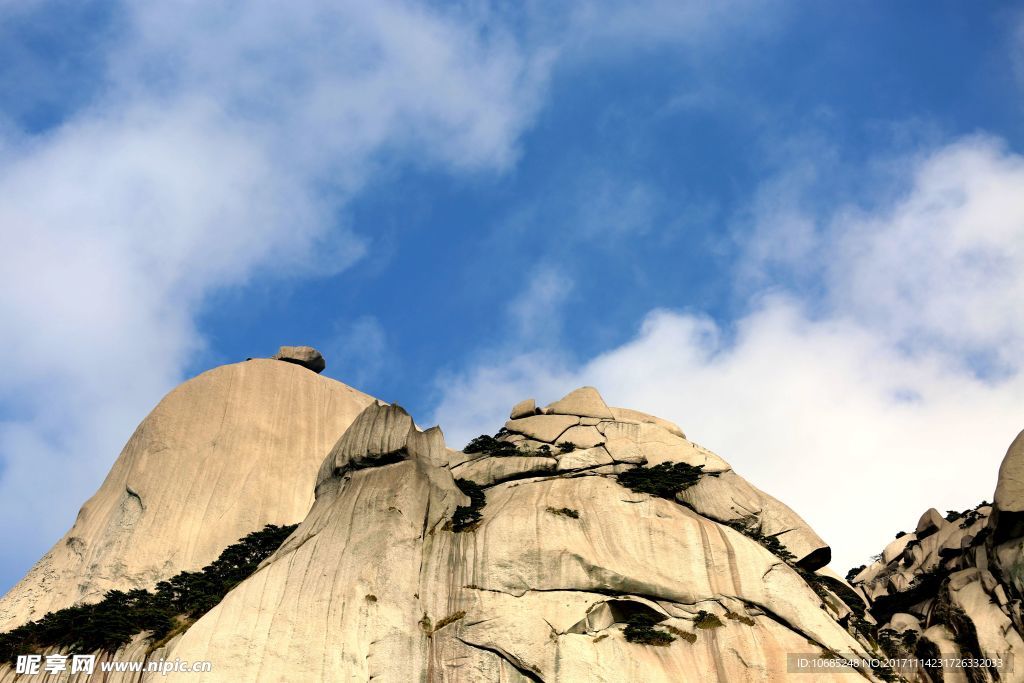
[727,518,797,564]
[845,565,866,582]
[895,531,906,539]
[916,637,945,683]
[724,611,756,626]
[0,524,296,662]
[433,610,466,631]
[557,442,576,453]
[814,574,868,619]
[871,567,945,625]
[944,510,963,523]
[463,435,519,457]
[623,613,675,646]
[694,610,723,629]
[616,462,705,499]
[545,506,580,519]
[663,624,697,642]
[451,478,486,532]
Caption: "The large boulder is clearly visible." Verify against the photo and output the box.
[0,359,375,632]
[544,386,614,419]
[272,345,327,373]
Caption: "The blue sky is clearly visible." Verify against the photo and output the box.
[2,1,1024,591]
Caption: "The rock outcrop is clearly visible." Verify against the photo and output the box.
[0,357,374,633]
[136,389,879,681]
[2,383,936,681]
[272,345,327,373]
[848,429,1024,683]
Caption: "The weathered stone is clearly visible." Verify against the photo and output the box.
[885,612,921,634]
[915,507,946,536]
[0,359,375,632]
[675,471,831,570]
[451,455,557,487]
[995,429,1024,512]
[555,446,614,472]
[272,345,327,373]
[602,421,730,472]
[505,414,579,443]
[316,402,413,489]
[544,386,614,419]
[609,406,685,439]
[558,425,605,449]
[509,398,537,420]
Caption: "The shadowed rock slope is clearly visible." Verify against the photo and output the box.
[0,354,375,633]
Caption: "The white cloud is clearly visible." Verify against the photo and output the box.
[433,135,1024,573]
[0,0,552,589]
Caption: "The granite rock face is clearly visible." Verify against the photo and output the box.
[848,429,1024,683]
[0,357,374,633]
[2,383,916,682]
[151,391,878,682]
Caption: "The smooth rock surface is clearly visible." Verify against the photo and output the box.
[0,359,375,632]
[505,414,579,443]
[995,429,1024,512]
[510,398,537,420]
[544,387,614,419]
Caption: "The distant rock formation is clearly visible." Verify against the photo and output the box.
[0,355,373,633]
[848,429,1024,683]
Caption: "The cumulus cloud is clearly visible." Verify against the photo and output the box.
[0,0,551,590]
[433,135,1024,573]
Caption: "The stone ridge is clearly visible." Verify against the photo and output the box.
[847,429,1024,682]
[130,387,880,682]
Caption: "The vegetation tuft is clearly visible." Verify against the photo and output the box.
[694,610,724,629]
[545,506,580,519]
[725,611,756,626]
[726,517,797,564]
[463,435,520,457]
[433,610,466,632]
[450,478,486,532]
[557,442,576,453]
[0,524,296,662]
[623,613,675,646]
[616,462,706,499]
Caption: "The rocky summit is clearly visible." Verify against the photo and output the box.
[1,355,1023,682]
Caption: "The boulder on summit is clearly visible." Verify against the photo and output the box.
[272,345,327,373]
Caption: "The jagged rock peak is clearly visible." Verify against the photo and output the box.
[847,427,1024,682]
[272,344,326,373]
[316,402,413,489]
[544,386,614,419]
[995,428,1024,513]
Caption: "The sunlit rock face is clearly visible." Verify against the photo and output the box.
[848,429,1024,683]
[0,353,375,633]
[1,382,904,682]
[154,388,877,682]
